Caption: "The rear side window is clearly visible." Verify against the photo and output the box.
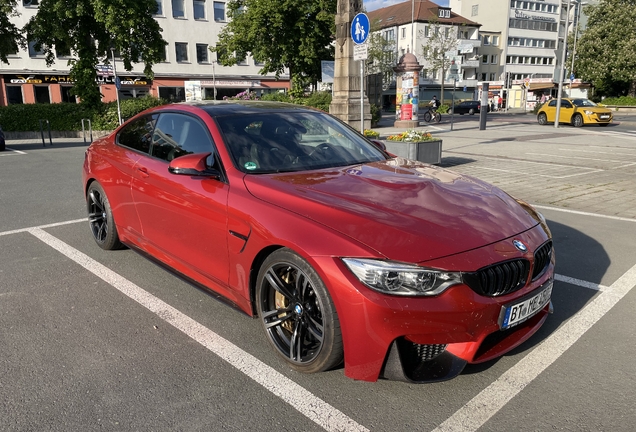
[117,115,157,154]
[151,113,214,162]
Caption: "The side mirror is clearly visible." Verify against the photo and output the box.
[168,152,221,179]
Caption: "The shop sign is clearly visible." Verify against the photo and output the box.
[514,9,556,22]
[97,75,152,86]
[200,79,261,87]
[6,73,151,86]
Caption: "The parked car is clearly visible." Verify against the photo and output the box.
[449,100,488,115]
[537,98,613,127]
[83,101,554,383]
[0,125,5,152]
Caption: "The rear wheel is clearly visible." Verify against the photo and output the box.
[572,114,584,127]
[256,249,343,373]
[537,112,548,125]
[86,182,123,250]
[468,108,475,115]
[434,112,442,123]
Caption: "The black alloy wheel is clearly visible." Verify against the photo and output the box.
[423,111,433,123]
[572,114,584,127]
[256,249,343,373]
[86,182,123,250]
[468,108,475,115]
[538,112,548,125]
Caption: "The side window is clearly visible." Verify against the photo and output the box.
[548,100,557,107]
[561,101,572,109]
[151,113,213,162]
[117,115,157,154]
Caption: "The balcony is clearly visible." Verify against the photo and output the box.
[457,39,481,48]
[461,60,480,68]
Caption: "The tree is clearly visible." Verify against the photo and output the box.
[24,0,167,106]
[572,0,636,97]
[419,21,458,104]
[366,19,397,88]
[0,0,24,64]
[214,0,336,91]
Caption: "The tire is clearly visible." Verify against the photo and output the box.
[448,109,453,115]
[468,108,475,115]
[423,111,432,123]
[86,182,124,250]
[434,112,442,123]
[572,114,584,127]
[256,248,343,373]
[537,112,548,125]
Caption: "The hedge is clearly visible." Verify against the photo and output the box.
[0,96,166,132]
[600,96,636,106]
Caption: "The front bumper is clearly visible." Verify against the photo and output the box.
[318,224,554,382]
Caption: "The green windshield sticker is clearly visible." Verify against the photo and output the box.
[244,161,257,170]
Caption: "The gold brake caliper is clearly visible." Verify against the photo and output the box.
[275,268,295,333]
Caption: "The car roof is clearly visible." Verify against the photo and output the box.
[171,100,321,117]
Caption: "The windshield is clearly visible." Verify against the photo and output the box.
[216,111,387,173]
[572,99,598,107]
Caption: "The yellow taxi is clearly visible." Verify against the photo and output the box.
[537,98,613,127]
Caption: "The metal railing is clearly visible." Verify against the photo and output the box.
[39,119,53,147]
[81,119,93,144]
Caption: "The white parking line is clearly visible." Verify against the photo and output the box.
[525,152,629,163]
[0,218,85,237]
[434,262,636,432]
[555,274,608,291]
[0,148,27,155]
[533,205,636,223]
[27,227,368,432]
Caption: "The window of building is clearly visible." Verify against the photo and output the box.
[489,73,496,81]
[34,86,51,104]
[471,4,478,16]
[28,41,45,57]
[23,0,38,6]
[491,36,499,46]
[6,86,23,104]
[482,54,488,64]
[438,8,451,18]
[55,42,71,58]
[61,86,77,103]
[425,26,430,37]
[490,54,497,64]
[154,0,163,15]
[194,0,205,19]
[480,73,487,81]
[172,0,185,18]
[482,35,490,45]
[213,2,225,21]
[401,27,406,39]
[196,44,208,63]
[445,27,450,37]
[158,87,185,102]
[237,55,248,65]
[175,42,188,62]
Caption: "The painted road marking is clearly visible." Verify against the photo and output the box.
[433,262,636,432]
[26,227,368,432]
[0,148,27,156]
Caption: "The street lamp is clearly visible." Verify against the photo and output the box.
[554,0,573,129]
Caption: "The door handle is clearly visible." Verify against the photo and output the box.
[137,167,149,178]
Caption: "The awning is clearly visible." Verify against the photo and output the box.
[527,82,556,91]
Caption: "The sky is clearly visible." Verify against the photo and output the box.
[364,0,449,12]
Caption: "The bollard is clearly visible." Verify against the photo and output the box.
[39,119,53,146]
[81,119,93,144]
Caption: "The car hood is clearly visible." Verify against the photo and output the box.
[243,159,540,262]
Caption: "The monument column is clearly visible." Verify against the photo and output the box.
[329,0,371,131]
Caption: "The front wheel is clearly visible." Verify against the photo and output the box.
[572,114,584,127]
[86,182,123,250]
[423,111,432,123]
[537,112,548,125]
[256,249,343,373]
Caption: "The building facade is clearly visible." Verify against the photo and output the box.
[368,0,482,106]
[0,0,290,106]
[449,0,588,109]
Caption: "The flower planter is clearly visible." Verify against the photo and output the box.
[384,139,442,164]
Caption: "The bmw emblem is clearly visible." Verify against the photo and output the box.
[513,240,528,252]
[294,304,303,315]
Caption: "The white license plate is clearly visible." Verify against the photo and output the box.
[499,281,553,330]
[600,115,610,119]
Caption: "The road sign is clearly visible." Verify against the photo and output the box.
[353,44,368,61]
[115,76,121,90]
[351,13,370,45]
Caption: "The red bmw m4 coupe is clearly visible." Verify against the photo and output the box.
[82,101,554,383]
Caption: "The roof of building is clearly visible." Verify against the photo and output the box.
[368,0,481,30]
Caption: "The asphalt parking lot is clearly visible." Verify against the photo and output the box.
[2,116,635,431]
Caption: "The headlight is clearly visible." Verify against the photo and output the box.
[584,110,593,115]
[342,258,462,296]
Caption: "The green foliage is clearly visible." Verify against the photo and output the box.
[0,0,24,64]
[297,91,332,112]
[601,96,636,106]
[0,97,165,132]
[367,19,396,80]
[363,129,379,138]
[573,0,636,97]
[370,103,381,126]
[261,92,292,103]
[437,104,450,114]
[23,0,167,107]
[533,102,545,114]
[215,0,336,88]
[420,20,459,105]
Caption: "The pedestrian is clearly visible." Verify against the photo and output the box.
[498,96,503,111]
